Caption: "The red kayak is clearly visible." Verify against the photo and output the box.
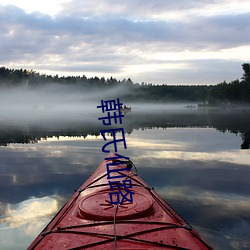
[28,153,213,249]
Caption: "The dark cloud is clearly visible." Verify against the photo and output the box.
[185,13,250,49]
[1,4,249,48]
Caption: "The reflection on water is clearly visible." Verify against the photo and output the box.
[0,107,250,249]
[0,196,63,250]
[1,106,250,149]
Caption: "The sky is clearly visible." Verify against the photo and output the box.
[0,0,250,85]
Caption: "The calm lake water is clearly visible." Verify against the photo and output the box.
[0,104,250,249]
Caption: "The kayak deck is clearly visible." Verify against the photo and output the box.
[28,153,213,249]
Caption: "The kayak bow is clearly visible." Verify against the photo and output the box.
[28,152,213,249]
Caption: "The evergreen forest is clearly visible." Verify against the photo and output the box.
[0,63,250,105]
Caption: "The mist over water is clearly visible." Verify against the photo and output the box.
[0,85,96,122]
[0,84,197,124]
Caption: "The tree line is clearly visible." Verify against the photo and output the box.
[0,63,249,104]
[208,63,250,105]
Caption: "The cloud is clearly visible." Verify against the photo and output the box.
[4,5,248,49]
[58,0,241,19]
[0,1,250,84]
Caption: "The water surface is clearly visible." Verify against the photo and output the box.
[0,106,250,249]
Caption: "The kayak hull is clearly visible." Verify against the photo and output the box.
[28,153,213,249]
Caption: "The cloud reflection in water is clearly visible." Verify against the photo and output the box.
[0,127,249,249]
[0,196,61,250]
